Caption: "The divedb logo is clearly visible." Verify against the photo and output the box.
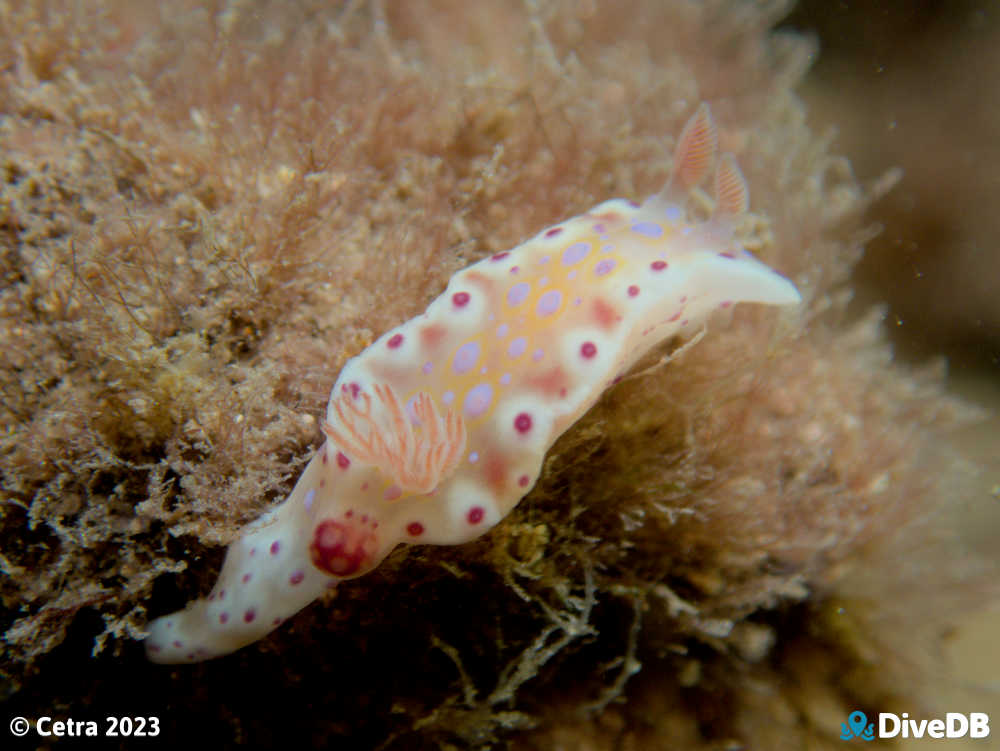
[841,710,991,741]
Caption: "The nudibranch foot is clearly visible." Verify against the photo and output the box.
[145,103,802,663]
[146,449,338,663]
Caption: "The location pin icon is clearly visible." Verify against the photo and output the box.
[848,711,867,737]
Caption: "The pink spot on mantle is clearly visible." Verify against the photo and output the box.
[467,507,485,524]
[628,285,639,297]
[580,341,597,359]
[387,333,403,349]
[452,291,470,307]
[592,298,622,330]
[289,570,305,585]
[407,521,424,536]
[650,260,668,271]
[514,413,533,433]
[337,452,350,469]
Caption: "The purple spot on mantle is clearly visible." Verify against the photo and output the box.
[452,341,480,375]
[663,205,683,222]
[463,383,493,417]
[595,258,617,276]
[536,290,562,317]
[508,337,527,359]
[532,348,544,362]
[507,282,530,306]
[631,221,663,238]
[561,242,590,266]
[422,361,433,374]
[496,323,509,338]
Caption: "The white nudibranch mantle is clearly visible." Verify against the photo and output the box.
[146,104,801,663]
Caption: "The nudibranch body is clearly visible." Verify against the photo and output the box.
[146,105,800,663]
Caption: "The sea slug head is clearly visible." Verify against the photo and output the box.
[638,104,802,313]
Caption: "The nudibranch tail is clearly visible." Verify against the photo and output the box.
[145,448,338,663]
[146,102,802,664]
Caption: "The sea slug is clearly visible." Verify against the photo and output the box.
[145,104,801,663]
